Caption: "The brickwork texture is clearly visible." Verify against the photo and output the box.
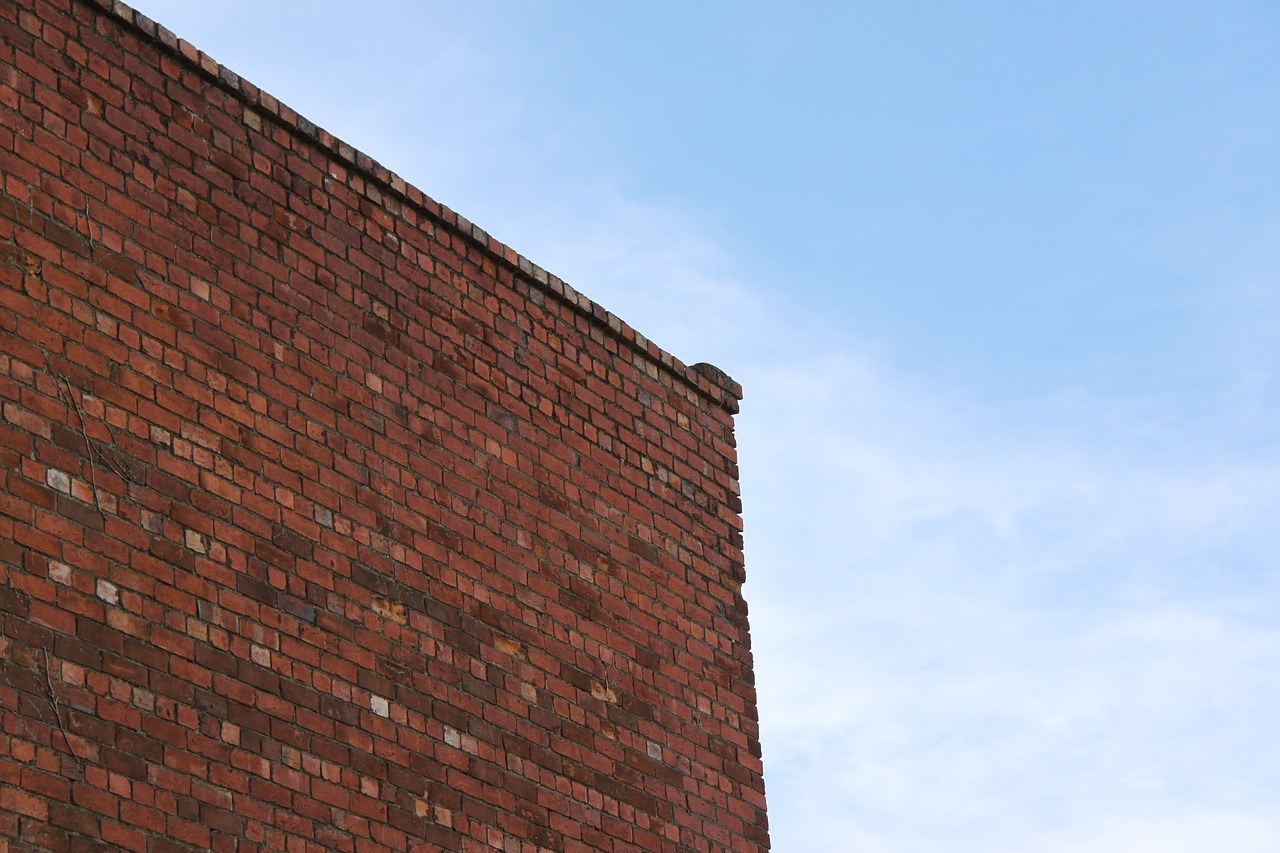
[0,0,769,850]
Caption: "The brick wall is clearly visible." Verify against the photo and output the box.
[0,0,769,850]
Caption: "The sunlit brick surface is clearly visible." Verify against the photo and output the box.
[0,1,769,850]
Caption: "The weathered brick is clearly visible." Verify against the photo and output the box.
[0,0,765,850]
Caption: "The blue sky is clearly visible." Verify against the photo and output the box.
[129,2,1280,849]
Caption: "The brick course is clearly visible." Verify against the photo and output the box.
[0,0,769,850]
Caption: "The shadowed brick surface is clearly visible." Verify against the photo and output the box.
[0,0,769,850]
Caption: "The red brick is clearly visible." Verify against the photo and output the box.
[0,0,766,850]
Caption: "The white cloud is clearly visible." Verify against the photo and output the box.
[739,350,1280,850]
[1032,811,1280,853]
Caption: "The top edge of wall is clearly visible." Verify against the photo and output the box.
[84,0,743,414]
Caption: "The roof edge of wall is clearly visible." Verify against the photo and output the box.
[85,0,743,415]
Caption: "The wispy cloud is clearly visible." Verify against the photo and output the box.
[740,349,1280,850]
[478,192,766,365]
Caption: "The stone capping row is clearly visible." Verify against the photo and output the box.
[82,0,744,415]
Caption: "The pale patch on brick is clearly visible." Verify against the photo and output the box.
[184,529,206,553]
[591,681,619,704]
[250,644,270,666]
[48,561,72,584]
[95,579,119,605]
[140,509,164,534]
[314,506,333,528]
[369,694,390,717]
[372,595,407,624]
[414,796,431,817]
[443,726,460,748]
[132,687,155,711]
[647,741,663,761]
[45,468,71,494]
[494,635,527,660]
